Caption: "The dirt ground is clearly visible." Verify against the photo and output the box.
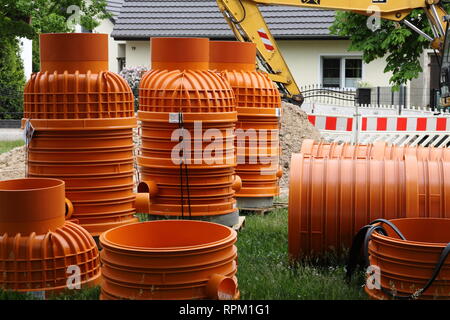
[0,103,321,193]
[279,101,321,189]
[0,145,26,180]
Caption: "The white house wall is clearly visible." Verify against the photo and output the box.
[94,18,125,73]
[122,39,393,88]
[277,40,393,88]
[125,41,151,68]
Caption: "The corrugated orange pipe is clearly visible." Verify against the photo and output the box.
[288,153,450,260]
[23,33,143,235]
[209,41,282,208]
[0,178,101,297]
[137,37,239,226]
[100,220,239,300]
[366,218,450,300]
[301,139,450,161]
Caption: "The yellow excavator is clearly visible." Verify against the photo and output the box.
[216,0,450,107]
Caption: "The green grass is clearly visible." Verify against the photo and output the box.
[0,208,367,300]
[0,286,101,300]
[236,208,366,300]
[0,140,24,154]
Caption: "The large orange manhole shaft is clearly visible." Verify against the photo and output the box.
[23,33,139,236]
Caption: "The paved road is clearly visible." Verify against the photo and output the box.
[0,128,24,141]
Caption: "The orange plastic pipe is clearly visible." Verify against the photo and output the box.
[23,33,138,235]
[367,218,450,300]
[209,41,256,71]
[138,38,238,219]
[0,178,101,296]
[301,139,450,161]
[99,220,239,300]
[40,33,108,73]
[288,153,450,260]
[151,37,209,70]
[0,178,65,235]
[210,41,282,199]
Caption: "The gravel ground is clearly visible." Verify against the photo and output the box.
[0,146,26,180]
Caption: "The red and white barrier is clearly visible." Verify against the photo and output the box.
[308,114,450,132]
[308,114,450,146]
[308,115,354,131]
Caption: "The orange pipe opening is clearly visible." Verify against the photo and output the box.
[232,175,242,193]
[40,33,108,73]
[100,220,238,300]
[367,218,450,300]
[206,274,238,300]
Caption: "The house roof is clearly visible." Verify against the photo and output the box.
[107,0,125,22]
[111,0,341,40]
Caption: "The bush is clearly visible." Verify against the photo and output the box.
[0,38,25,119]
[119,66,148,110]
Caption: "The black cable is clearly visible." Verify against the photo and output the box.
[179,110,192,219]
[346,219,450,300]
[178,111,184,219]
[184,158,192,218]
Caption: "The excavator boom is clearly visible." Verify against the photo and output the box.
[216,0,449,106]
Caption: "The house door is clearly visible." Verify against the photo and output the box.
[429,54,440,109]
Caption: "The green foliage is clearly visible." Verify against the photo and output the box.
[0,37,25,119]
[47,286,100,300]
[0,286,100,300]
[329,8,450,89]
[30,0,111,71]
[0,0,35,40]
[0,1,111,115]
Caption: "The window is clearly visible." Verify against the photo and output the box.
[322,57,362,88]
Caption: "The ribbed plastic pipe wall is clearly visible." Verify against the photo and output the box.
[367,218,450,300]
[100,220,239,300]
[288,153,450,260]
[301,139,450,161]
[23,33,138,235]
[0,178,101,297]
[137,37,240,225]
[209,41,282,208]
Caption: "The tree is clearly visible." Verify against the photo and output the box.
[0,0,110,118]
[30,0,111,71]
[0,37,25,119]
[329,7,450,89]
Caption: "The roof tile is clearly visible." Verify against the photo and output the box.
[111,0,339,40]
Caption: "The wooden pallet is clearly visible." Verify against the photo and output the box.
[232,216,246,232]
[239,207,274,216]
[239,201,288,216]
[273,201,288,209]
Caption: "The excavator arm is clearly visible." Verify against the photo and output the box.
[216,0,449,105]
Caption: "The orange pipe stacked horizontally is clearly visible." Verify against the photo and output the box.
[210,41,282,209]
[301,139,450,161]
[288,152,450,260]
[100,220,239,300]
[137,37,240,226]
[23,33,140,236]
[366,218,450,300]
[0,178,101,297]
